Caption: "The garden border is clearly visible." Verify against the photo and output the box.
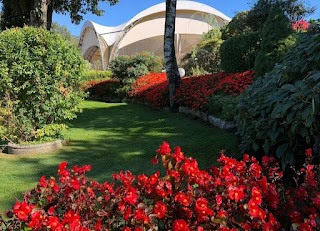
[7,139,64,155]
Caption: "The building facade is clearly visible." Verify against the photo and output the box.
[79,1,230,69]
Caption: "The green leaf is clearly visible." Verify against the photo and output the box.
[276,143,288,159]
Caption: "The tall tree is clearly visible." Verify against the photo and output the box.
[0,0,119,30]
[164,0,180,112]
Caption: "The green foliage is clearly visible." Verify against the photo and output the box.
[220,32,260,73]
[0,27,86,143]
[206,95,239,121]
[236,23,320,168]
[50,22,79,47]
[109,51,163,96]
[82,70,113,82]
[254,4,296,77]
[110,51,163,81]
[221,11,253,40]
[180,29,223,75]
[0,0,119,30]
[248,0,315,26]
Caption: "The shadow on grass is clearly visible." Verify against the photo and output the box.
[0,101,239,211]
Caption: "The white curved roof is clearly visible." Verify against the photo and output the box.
[124,1,231,29]
[80,1,231,46]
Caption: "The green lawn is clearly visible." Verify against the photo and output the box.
[0,101,239,211]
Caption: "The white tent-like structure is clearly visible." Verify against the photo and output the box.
[79,1,230,69]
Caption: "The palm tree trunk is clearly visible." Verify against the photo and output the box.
[164,0,181,112]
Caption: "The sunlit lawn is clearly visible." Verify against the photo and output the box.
[0,100,239,211]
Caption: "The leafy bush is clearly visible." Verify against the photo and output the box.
[206,95,239,121]
[0,27,86,143]
[220,11,252,40]
[110,51,163,81]
[236,23,320,167]
[110,52,163,98]
[220,32,260,73]
[180,29,223,75]
[254,4,295,77]
[1,142,319,230]
[82,70,113,82]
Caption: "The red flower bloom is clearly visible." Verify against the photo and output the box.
[305,148,312,157]
[215,194,223,206]
[175,192,191,206]
[251,187,262,205]
[134,208,149,223]
[13,201,34,221]
[157,141,171,155]
[47,216,63,230]
[154,201,167,219]
[124,186,138,205]
[249,205,266,221]
[195,197,208,212]
[228,186,245,202]
[173,219,190,231]
[297,223,312,231]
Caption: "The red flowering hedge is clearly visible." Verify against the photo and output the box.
[129,71,254,110]
[82,79,122,101]
[1,142,319,230]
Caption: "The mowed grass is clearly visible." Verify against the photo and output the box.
[0,101,239,211]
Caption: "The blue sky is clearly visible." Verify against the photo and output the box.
[55,0,320,36]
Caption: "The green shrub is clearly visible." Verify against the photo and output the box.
[110,51,163,81]
[254,4,295,77]
[220,11,252,40]
[206,95,239,121]
[109,51,163,97]
[82,70,113,82]
[220,32,260,73]
[180,29,223,75]
[0,27,86,143]
[236,23,320,167]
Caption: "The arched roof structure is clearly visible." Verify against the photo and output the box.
[79,1,231,69]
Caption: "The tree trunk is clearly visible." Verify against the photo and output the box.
[30,0,49,29]
[47,0,54,30]
[164,0,181,112]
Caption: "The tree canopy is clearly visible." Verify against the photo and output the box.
[0,0,119,30]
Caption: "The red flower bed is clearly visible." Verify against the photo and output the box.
[1,143,319,230]
[82,79,121,100]
[129,71,254,110]
[128,72,168,108]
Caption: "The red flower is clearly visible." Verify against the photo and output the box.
[157,141,171,155]
[215,195,223,206]
[305,148,312,157]
[172,146,185,163]
[195,197,208,212]
[13,201,34,221]
[134,208,149,223]
[175,192,191,206]
[251,187,262,205]
[154,201,167,219]
[228,186,245,202]
[297,223,312,231]
[124,186,138,205]
[249,205,266,221]
[28,211,44,229]
[58,161,67,173]
[173,219,190,231]
[47,216,63,230]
